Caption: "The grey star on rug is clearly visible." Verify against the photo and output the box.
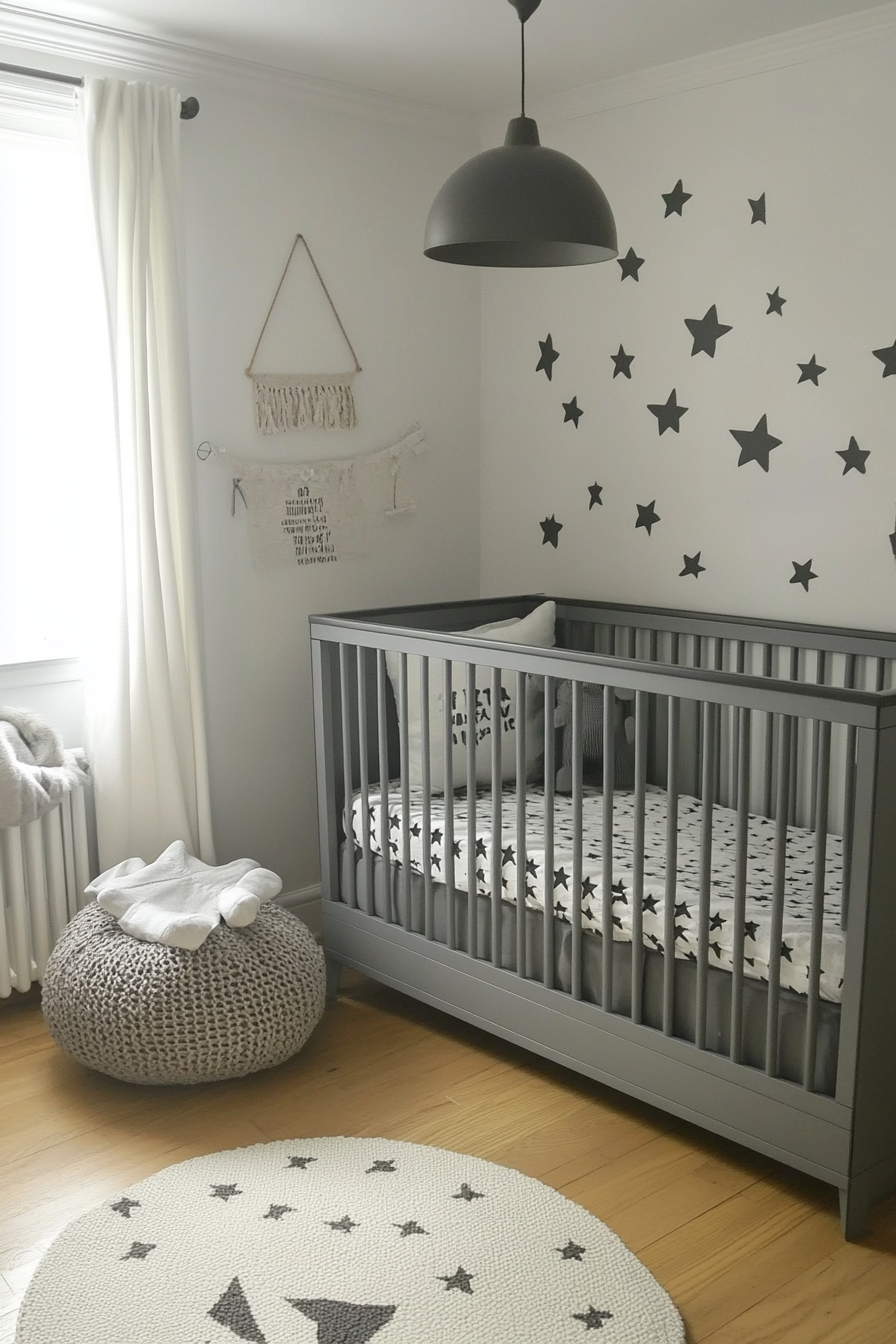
[366,1160,397,1173]
[288,1298,397,1343]
[557,1240,587,1260]
[111,1198,140,1219]
[286,1156,317,1169]
[326,1215,359,1232]
[263,1204,296,1221]
[210,1184,242,1201]
[439,1266,475,1294]
[452,1183,485,1201]
[573,1304,614,1330]
[121,1242,156,1260]
[394,1220,428,1236]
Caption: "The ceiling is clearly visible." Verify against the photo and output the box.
[7,0,894,113]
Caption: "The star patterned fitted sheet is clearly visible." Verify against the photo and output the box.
[350,784,846,1004]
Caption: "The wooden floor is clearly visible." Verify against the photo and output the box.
[1,973,894,1343]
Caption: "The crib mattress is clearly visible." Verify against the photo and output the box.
[350,784,846,1004]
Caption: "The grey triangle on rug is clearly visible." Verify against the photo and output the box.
[16,1136,685,1343]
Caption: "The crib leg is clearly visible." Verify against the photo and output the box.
[839,1183,870,1241]
[325,956,343,1000]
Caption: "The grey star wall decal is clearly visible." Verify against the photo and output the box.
[452,1183,485,1201]
[636,501,661,535]
[685,304,732,357]
[662,178,692,216]
[286,1156,317,1169]
[749,192,767,223]
[209,1278,267,1344]
[210,1184,242,1201]
[438,1267,475,1294]
[647,388,688,435]
[766,287,786,316]
[872,338,896,377]
[540,515,563,548]
[790,560,818,591]
[326,1215,359,1232]
[288,1299,397,1344]
[366,1160,397,1173]
[611,345,634,378]
[573,1304,614,1330]
[797,354,826,385]
[563,396,584,428]
[680,552,705,577]
[617,246,645,281]
[837,436,869,474]
[557,1240,587,1260]
[536,334,560,380]
[588,483,603,509]
[729,414,782,471]
[111,1198,140,1218]
[121,1242,156,1260]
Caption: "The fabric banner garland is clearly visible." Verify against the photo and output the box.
[234,424,426,570]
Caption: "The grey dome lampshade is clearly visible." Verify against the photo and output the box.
[424,0,618,268]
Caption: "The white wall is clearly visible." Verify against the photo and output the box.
[182,81,481,893]
[479,39,896,635]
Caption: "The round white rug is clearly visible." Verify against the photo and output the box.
[17,1137,684,1344]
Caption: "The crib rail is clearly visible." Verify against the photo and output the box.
[312,597,896,1226]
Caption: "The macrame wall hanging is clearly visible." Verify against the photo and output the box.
[245,234,362,435]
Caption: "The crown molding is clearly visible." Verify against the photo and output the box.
[0,2,476,137]
[480,0,896,140]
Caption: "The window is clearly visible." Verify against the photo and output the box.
[0,76,113,665]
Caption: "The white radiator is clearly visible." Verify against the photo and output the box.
[0,784,92,997]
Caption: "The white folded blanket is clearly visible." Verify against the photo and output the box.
[86,840,283,950]
[0,705,88,830]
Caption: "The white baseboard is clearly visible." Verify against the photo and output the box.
[276,884,322,938]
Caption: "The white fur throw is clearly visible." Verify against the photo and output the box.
[0,705,87,829]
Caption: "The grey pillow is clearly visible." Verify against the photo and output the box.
[554,681,635,793]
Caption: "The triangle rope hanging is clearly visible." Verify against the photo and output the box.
[246,234,362,434]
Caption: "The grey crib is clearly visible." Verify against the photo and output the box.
[310,594,896,1238]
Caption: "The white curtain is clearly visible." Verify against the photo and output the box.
[79,78,215,868]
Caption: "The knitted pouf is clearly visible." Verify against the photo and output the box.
[41,902,326,1085]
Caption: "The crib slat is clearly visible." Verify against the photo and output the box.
[601,683,614,1012]
[443,659,456,950]
[804,719,831,1091]
[357,647,373,914]
[515,670,528,980]
[841,654,857,929]
[339,644,357,911]
[376,651,392,924]
[730,707,751,1065]
[398,654,412,930]
[571,680,584,1002]
[419,656,434,940]
[490,666,503,968]
[543,675,556,991]
[663,697,681,1035]
[695,702,717,1050]
[630,691,648,1024]
[762,645,774,817]
[765,713,793,1076]
[466,662,478,959]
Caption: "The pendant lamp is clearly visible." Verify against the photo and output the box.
[424,0,617,267]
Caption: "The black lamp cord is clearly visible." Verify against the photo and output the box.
[520,20,526,117]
